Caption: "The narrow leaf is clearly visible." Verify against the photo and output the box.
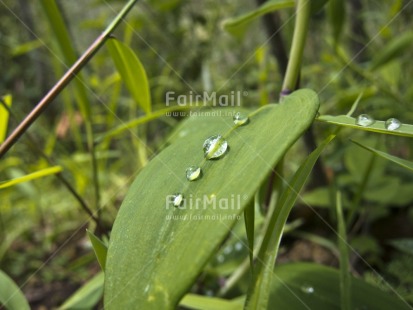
[317,115,413,138]
[106,38,151,114]
[0,166,62,189]
[58,272,104,310]
[0,270,30,310]
[104,89,319,309]
[87,229,108,271]
[245,135,335,310]
[0,95,12,143]
[351,140,413,172]
[336,191,351,310]
[222,0,295,39]
[370,31,413,71]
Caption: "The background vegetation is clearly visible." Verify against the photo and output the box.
[1,0,413,308]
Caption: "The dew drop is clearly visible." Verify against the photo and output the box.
[385,118,401,131]
[356,114,375,127]
[203,135,228,159]
[235,242,243,251]
[186,166,202,181]
[301,285,314,294]
[233,112,249,125]
[172,193,184,207]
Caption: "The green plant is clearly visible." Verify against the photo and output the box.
[1,0,413,309]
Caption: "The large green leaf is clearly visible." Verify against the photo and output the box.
[269,263,411,309]
[106,38,152,114]
[104,89,319,309]
[0,270,30,310]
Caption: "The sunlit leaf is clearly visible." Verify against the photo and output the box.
[0,166,63,190]
[0,95,12,143]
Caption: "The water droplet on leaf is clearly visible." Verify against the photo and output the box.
[203,135,228,159]
[356,114,375,127]
[235,242,243,251]
[385,118,401,131]
[233,112,249,125]
[301,285,314,294]
[172,193,184,207]
[186,166,201,181]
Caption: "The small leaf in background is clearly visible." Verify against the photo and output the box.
[0,95,12,143]
[0,270,30,310]
[245,135,335,310]
[327,0,346,46]
[104,89,319,309]
[351,140,413,172]
[87,229,108,271]
[106,38,152,114]
[317,115,413,138]
[389,239,413,256]
[222,0,295,39]
[369,31,413,71]
[0,166,63,190]
[269,263,411,309]
[58,272,104,310]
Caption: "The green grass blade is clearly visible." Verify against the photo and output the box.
[0,166,62,189]
[336,191,351,310]
[351,140,413,172]
[95,105,194,143]
[104,89,319,309]
[222,0,295,39]
[87,230,108,271]
[245,134,334,310]
[0,270,30,310]
[106,38,152,114]
[0,95,12,143]
[58,272,104,310]
[317,115,413,138]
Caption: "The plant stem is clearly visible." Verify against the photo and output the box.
[0,0,139,159]
[281,0,311,95]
